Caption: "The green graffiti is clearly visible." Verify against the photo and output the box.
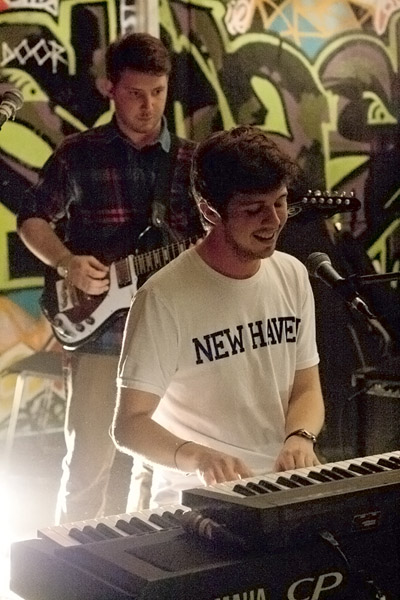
[250,76,291,138]
[0,0,119,291]
[367,219,400,278]
[363,91,397,125]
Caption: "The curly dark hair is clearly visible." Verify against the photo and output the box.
[191,125,300,217]
[105,33,171,84]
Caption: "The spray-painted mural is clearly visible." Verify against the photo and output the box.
[0,1,399,450]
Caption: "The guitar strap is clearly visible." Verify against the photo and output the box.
[150,133,181,243]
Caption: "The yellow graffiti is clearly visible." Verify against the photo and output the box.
[363,91,398,125]
[0,0,120,291]
[251,76,291,137]
[367,218,400,278]
[0,120,53,167]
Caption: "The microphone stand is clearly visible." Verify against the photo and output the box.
[347,272,400,286]
[347,271,400,358]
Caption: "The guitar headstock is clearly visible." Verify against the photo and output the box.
[288,190,361,218]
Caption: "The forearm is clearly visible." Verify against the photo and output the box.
[18,217,71,268]
[275,365,324,471]
[285,390,325,438]
[113,408,189,471]
[285,365,324,437]
[112,387,253,484]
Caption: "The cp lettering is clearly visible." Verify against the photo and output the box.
[287,571,343,600]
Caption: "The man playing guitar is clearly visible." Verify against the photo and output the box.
[17,33,204,524]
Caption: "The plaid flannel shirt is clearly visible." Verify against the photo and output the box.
[18,118,203,354]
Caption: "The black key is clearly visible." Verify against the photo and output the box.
[331,466,356,478]
[290,474,314,486]
[115,519,146,536]
[276,476,301,489]
[386,456,400,466]
[319,468,345,481]
[160,511,185,526]
[232,484,257,496]
[377,458,400,470]
[69,527,98,544]
[82,526,108,541]
[247,482,271,494]
[149,513,181,529]
[360,461,386,473]
[96,523,123,538]
[257,479,283,492]
[347,463,374,475]
[307,470,332,483]
[129,516,158,533]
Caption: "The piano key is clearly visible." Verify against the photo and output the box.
[232,484,257,496]
[148,512,184,529]
[246,481,271,494]
[387,456,400,466]
[115,518,144,536]
[275,476,302,489]
[68,527,98,545]
[305,470,332,483]
[38,504,189,547]
[159,509,186,527]
[330,466,357,478]
[377,457,400,469]
[347,463,376,475]
[318,468,345,480]
[360,461,387,473]
[255,479,283,492]
[95,522,124,538]
[81,525,109,542]
[289,473,315,486]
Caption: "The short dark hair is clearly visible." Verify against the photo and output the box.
[191,125,299,216]
[105,33,171,84]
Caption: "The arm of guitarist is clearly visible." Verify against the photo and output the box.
[112,387,253,486]
[18,217,110,295]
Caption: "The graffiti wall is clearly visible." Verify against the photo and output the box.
[0,1,399,450]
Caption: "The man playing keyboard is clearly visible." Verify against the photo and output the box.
[113,125,325,507]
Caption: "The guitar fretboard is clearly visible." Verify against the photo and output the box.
[114,236,200,287]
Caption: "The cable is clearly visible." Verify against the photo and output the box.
[319,530,387,599]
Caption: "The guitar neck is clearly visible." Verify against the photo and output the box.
[131,235,200,277]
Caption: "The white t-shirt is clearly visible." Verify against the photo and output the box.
[118,248,319,505]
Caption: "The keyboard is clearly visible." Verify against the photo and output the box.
[9,451,400,600]
[182,450,400,547]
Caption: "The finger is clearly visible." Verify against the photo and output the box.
[87,256,109,273]
[89,269,110,281]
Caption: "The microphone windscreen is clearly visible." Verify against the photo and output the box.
[304,252,330,276]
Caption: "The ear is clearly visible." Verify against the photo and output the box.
[198,199,222,226]
[103,79,115,100]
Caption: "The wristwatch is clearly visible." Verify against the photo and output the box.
[284,428,317,445]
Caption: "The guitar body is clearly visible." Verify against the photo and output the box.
[40,191,361,350]
[41,256,138,349]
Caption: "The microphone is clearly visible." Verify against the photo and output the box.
[305,252,376,319]
[0,88,24,129]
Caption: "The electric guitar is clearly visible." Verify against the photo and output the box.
[41,190,360,350]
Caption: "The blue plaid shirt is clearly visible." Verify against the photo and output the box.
[19,118,204,354]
